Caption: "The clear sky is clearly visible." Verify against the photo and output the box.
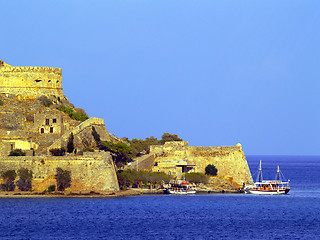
[2,1,319,155]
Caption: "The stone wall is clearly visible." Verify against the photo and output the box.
[150,141,253,185]
[47,117,113,152]
[0,151,119,192]
[0,61,64,99]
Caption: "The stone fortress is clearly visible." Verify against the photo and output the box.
[0,59,253,192]
[0,60,119,192]
[0,60,64,99]
[128,141,253,186]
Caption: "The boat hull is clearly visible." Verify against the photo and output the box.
[245,188,290,195]
[164,189,196,195]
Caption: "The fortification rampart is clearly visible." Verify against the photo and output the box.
[0,152,119,192]
[150,141,253,185]
[0,61,64,98]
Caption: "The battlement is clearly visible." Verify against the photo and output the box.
[0,60,64,99]
[0,66,62,74]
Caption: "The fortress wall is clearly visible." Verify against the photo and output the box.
[150,141,253,185]
[0,152,119,192]
[0,66,64,98]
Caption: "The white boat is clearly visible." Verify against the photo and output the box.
[164,180,196,194]
[245,160,290,195]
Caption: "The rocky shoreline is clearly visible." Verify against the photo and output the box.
[0,187,244,198]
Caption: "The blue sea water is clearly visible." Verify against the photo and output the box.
[0,156,319,240]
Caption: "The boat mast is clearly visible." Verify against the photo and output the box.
[258,160,262,183]
[276,165,280,181]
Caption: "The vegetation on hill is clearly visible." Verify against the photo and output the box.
[9,149,26,156]
[50,148,66,156]
[184,172,209,184]
[92,127,183,168]
[56,105,89,122]
[122,133,183,157]
[38,95,53,107]
[101,141,134,168]
[205,164,218,176]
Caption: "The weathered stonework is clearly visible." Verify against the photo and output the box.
[0,152,119,192]
[0,60,121,192]
[0,60,65,99]
[150,141,253,185]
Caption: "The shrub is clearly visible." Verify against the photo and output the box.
[84,147,94,152]
[184,172,209,184]
[205,164,218,176]
[56,105,89,122]
[26,114,34,122]
[0,99,4,106]
[0,170,17,191]
[56,168,71,191]
[159,133,183,145]
[16,168,33,191]
[38,95,53,107]
[101,141,134,168]
[67,133,75,153]
[50,148,66,156]
[9,149,26,156]
[48,185,56,193]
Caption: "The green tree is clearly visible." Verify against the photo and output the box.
[38,95,53,107]
[56,168,71,191]
[116,169,172,190]
[56,105,89,122]
[17,168,33,191]
[67,133,75,153]
[159,133,183,144]
[116,170,135,190]
[1,170,17,191]
[48,185,56,193]
[50,148,66,156]
[122,136,160,157]
[205,164,218,176]
[9,149,26,156]
[92,126,101,147]
[101,141,134,168]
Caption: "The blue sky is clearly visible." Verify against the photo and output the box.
[2,1,319,155]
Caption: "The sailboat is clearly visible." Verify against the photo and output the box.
[244,160,290,195]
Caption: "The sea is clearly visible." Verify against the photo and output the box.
[0,155,319,240]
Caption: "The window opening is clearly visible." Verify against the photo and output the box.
[50,127,54,133]
[46,119,50,125]
[41,128,44,134]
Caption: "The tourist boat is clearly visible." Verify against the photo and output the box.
[244,160,290,195]
[164,180,196,194]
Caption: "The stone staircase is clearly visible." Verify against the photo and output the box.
[125,153,155,171]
